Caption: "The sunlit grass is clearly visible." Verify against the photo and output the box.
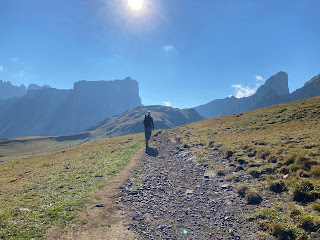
[175,95,320,239]
[0,133,144,239]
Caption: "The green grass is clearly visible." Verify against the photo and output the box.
[175,95,320,239]
[0,133,144,239]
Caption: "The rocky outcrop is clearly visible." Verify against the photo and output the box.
[0,81,27,99]
[0,77,142,138]
[291,74,320,101]
[88,105,204,139]
[195,72,320,118]
[0,81,51,100]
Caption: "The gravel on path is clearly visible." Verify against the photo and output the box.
[120,131,260,240]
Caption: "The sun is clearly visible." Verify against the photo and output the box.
[128,0,144,10]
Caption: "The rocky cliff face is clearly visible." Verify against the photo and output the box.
[0,77,142,138]
[0,81,27,99]
[291,74,320,101]
[195,72,320,118]
[0,80,52,100]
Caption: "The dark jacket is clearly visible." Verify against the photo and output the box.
[143,115,154,129]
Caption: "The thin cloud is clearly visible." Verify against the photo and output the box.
[163,45,174,52]
[163,45,178,56]
[255,75,264,81]
[163,101,171,107]
[18,71,24,77]
[231,84,257,98]
[0,65,4,72]
[11,58,24,65]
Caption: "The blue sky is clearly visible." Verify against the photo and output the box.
[0,0,319,108]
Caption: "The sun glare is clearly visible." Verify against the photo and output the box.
[128,0,144,10]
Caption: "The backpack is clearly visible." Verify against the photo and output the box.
[143,115,153,128]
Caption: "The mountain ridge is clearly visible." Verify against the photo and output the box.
[195,72,320,118]
[0,77,142,139]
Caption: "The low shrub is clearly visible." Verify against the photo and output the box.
[269,180,287,193]
[270,223,295,240]
[248,167,261,178]
[245,189,263,205]
[225,150,233,159]
[237,185,249,197]
[283,154,296,165]
[310,165,320,178]
[267,155,278,163]
[297,214,320,232]
[293,181,319,204]
[295,155,317,171]
[310,202,320,212]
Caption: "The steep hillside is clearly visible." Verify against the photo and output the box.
[176,95,320,239]
[195,72,320,118]
[0,77,142,139]
[87,105,204,139]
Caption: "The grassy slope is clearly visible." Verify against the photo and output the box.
[0,133,144,239]
[176,96,320,239]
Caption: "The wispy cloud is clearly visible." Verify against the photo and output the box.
[0,65,4,72]
[18,71,24,77]
[11,58,24,65]
[163,45,174,52]
[231,84,257,98]
[163,101,171,107]
[162,45,178,56]
[255,75,264,81]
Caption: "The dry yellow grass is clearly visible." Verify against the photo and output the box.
[175,96,320,239]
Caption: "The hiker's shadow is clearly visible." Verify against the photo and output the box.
[146,147,158,157]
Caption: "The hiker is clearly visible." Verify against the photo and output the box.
[143,111,154,150]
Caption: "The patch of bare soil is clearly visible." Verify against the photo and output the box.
[46,148,145,240]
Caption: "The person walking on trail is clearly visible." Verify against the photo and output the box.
[143,111,154,150]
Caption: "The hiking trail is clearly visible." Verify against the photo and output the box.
[49,130,273,240]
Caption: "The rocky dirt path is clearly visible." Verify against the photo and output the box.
[119,131,260,240]
[50,130,268,239]
[47,149,145,240]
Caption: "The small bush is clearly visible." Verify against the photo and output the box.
[290,208,302,218]
[293,181,316,204]
[267,155,278,163]
[237,185,249,197]
[271,223,295,240]
[310,202,320,212]
[225,150,233,159]
[283,154,296,165]
[249,167,261,178]
[310,165,320,178]
[297,214,320,232]
[295,155,317,171]
[269,180,287,193]
[216,168,226,176]
[245,189,263,205]
[258,150,270,160]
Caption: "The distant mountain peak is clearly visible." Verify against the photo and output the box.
[195,71,320,118]
[304,73,320,86]
[254,71,289,98]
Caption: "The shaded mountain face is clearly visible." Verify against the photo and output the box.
[291,74,320,101]
[195,72,320,118]
[87,105,204,139]
[0,80,51,100]
[0,77,142,139]
[0,81,27,100]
